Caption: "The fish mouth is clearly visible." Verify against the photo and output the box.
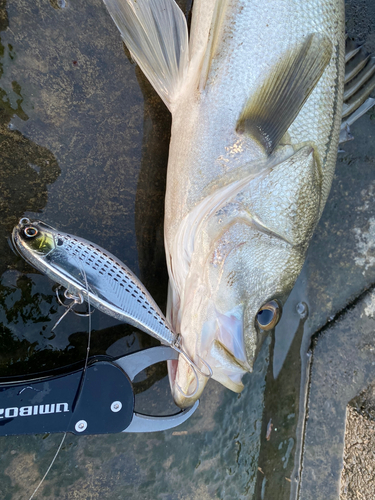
[168,305,250,407]
[207,339,249,391]
[168,353,211,409]
[168,357,201,409]
[168,341,249,408]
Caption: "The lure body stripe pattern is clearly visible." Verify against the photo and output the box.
[13,220,176,346]
[58,233,175,344]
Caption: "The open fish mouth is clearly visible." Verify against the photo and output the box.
[199,304,251,390]
[204,339,250,391]
[168,345,249,408]
[168,357,208,408]
[168,304,251,407]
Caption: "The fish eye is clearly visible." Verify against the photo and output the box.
[24,226,39,238]
[256,300,281,330]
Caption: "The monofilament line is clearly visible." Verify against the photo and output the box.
[28,433,66,500]
[28,264,92,499]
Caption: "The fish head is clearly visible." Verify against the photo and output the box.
[169,145,322,407]
[12,219,57,261]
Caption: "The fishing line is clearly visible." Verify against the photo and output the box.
[51,289,85,331]
[27,263,92,500]
[28,433,67,500]
[173,341,212,398]
[79,265,92,382]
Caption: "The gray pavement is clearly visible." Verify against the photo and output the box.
[298,287,375,499]
[341,406,375,499]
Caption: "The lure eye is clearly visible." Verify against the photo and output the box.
[256,300,281,330]
[24,226,39,238]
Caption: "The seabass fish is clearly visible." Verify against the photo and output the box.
[103,0,345,406]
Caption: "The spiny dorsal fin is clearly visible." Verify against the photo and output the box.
[103,0,189,111]
[236,33,333,154]
[340,38,375,143]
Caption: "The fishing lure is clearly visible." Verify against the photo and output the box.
[12,218,212,397]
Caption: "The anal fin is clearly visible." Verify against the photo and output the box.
[236,33,332,155]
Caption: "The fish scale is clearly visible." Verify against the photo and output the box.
[102,0,345,406]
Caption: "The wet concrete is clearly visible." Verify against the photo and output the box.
[0,0,375,499]
[297,287,375,500]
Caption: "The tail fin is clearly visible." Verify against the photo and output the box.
[103,0,189,110]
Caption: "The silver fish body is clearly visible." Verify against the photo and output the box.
[12,219,176,346]
[104,0,345,406]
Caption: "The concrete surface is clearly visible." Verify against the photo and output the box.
[341,407,375,499]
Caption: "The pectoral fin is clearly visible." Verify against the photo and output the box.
[103,0,189,110]
[236,33,332,154]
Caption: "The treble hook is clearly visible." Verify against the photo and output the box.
[52,286,94,331]
[172,335,213,399]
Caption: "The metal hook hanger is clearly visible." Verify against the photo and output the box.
[52,286,94,331]
[172,336,213,399]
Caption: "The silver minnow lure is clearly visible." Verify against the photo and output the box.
[12,218,211,397]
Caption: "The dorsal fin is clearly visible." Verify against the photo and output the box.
[103,0,189,111]
[236,33,332,154]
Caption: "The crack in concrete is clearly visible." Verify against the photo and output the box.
[309,281,375,349]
